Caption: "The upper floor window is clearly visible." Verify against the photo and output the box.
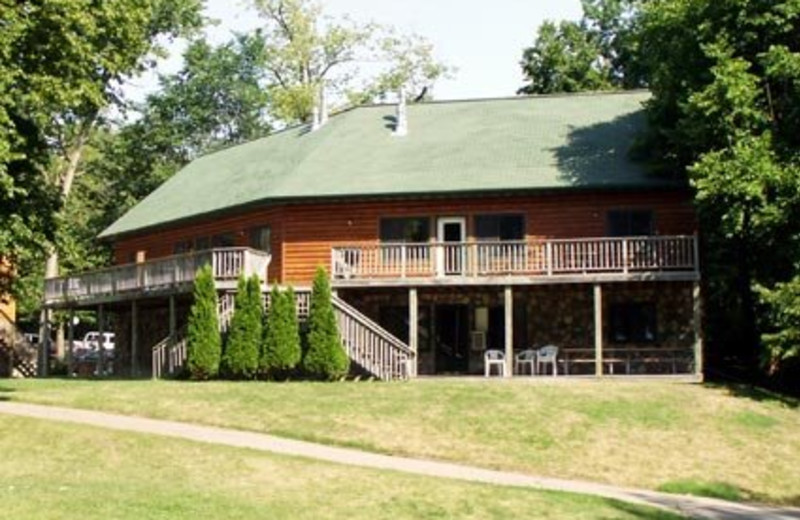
[610,302,657,343]
[195,236,211,251]
[249,226,271,253]
[173,240,193,255]
[475,214,525,241]
[607,210,653,237]
[380,217,430,243]
[211,233,235,248]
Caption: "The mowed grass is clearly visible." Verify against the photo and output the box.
[0,416,684,520]
[3,379,799,505]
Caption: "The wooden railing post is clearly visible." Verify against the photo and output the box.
[400,244,407,279]
[546,241,553,276]
[622,238,629,274]
[692,235,700,275]
[594,284,603,377]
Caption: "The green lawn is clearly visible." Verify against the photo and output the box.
[0,415,683,519]
[2,379,798,505]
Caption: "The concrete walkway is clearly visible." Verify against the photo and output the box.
[1,401,798,520]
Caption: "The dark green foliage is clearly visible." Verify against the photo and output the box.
[222,275,262,379]
[637,0,800,377]
[187,265,221,380]
[518,0,645,95]
[758,279,800,372]
[519,0,800,385]
[0,0,202,310]
[301,267,349,380]
[261,284,302,378]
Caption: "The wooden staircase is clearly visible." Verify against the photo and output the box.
[331,296,414,381]
[151,327,188,379]
[151,293,234,378]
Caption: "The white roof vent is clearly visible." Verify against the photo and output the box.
[393,89,408,137]
[311,85,328,131]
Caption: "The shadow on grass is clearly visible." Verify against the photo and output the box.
[607,499,686,520]
[657,480,744,502]
[0,384,15,401]
[706,382,799,409]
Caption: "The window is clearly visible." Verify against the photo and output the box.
[194,236,211,251]
[379,217,430,243]
[173,240,193,255]
[610,302,657,343]
[475,214,525,241]
[607,210,654,237]
[211,233,236,248]
[249,226,271,253]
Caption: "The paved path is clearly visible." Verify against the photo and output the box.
[1,401,799,520]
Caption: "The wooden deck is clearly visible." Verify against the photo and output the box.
[331,235,699,286]
[44,248,271,308]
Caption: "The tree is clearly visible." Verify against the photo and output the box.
[301,267,348,380]
[140,35,273,162]
[252,0,451,124]
[187,265,222,380]
[11,33,276,317]
[637,0,800,378]
[0,0,202,335]
[261,284,302,378]
[518,0,645,95]
[222,275,262,379]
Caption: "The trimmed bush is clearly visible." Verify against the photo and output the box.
[260,284,302,378]
[221,275,262,379]
[302,266,349,380]
[186,264,221,380]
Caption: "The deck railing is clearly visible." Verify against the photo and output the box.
[44,248,271,305]
[331,235,698,281]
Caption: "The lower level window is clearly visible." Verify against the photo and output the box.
[610,302,656,343]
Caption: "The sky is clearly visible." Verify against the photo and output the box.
[127,0,584,103]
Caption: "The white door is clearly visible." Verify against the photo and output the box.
[437,217,466,276]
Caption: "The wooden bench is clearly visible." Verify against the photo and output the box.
[561,347,693,375]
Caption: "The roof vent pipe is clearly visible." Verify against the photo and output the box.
[311,103,320,131]
[393,89,408,137]
[311,84,328,131]
[319,86,328,127]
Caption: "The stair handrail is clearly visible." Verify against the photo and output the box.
[331,296,414,356]
[151,325,188,379]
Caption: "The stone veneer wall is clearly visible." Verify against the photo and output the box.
[341,282,695,376]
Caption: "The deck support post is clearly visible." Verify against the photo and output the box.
[39,308,51,377]
[67,309,75,377]
[131,300,139,377]
[97,304,105,376]
[504,286,513,377]
[593,284,603,377]
[168,295,176,373]
[408,287,418,378]
[692,281,704,381]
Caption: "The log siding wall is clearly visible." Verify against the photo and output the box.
[113,190,696,285]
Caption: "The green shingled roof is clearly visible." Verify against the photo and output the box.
[101,90,673,239]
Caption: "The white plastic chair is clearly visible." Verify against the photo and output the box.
[536,345,559,376]
[514,349,537,375]
[484,349,506,377]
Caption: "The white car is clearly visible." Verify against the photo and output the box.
[82,331,115,352]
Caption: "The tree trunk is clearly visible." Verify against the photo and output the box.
[38,118,94,377]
